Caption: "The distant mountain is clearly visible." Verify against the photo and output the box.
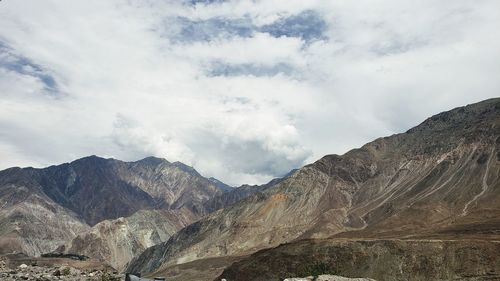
[203,170,298,213]
[0,156,230,262]
[128,98,500,281]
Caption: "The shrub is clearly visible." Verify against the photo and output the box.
[99,271,120,281]
[297,261,337,280]
[61,267,71,276]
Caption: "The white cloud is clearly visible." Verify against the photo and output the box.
[0,0,499,185]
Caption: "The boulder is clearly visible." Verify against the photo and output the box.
[316,275,376,281]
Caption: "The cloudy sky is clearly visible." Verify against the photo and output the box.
[0,0,499,185]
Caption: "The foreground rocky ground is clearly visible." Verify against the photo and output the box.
[1,256,376,281]
[284,276,375,281]
[0,256,122,281]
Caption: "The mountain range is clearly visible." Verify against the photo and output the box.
[127,98,500,280]
[1,98,499,280]
[0,155,234,270]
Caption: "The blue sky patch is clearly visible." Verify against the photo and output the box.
[171,17,254,42]
[260,10,327,42]
[207,61,296,77]
[187,0,226,5]
[0,42,58,93]
[169,10,326,43]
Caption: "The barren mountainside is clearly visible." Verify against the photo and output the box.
[127,98,500,280]
[218,239,500,281]
[63,209,197,271]
[0,156,228,260]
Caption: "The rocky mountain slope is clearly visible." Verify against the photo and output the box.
[0,189,90,256]
[62,208,197,271]
[0,156,229,262]
[128,98,500,280]
[219,239,500,281]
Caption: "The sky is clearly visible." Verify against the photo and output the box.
[0,0,499,185]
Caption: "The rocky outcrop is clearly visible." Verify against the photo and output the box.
[64,209,197,271]
[128,98,500,279]
[0,191,89,256]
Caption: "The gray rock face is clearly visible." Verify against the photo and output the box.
[0,156,229,260]
[128,98,500,279]
[0,191,90,256]
[65,209,197,271]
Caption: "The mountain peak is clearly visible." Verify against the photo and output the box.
[70,155,114,164]
[136,156,170,166]
[208,177,234,192]
[407,97,500,134]
[172,161,200,175]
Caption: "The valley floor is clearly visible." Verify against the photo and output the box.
[0,254,121,281]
